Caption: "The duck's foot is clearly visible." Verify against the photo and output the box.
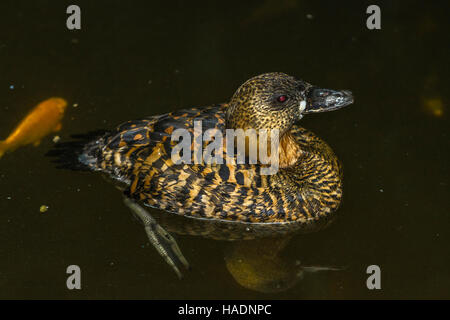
[123,197,189,279]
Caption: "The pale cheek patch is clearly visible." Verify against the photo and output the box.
[299,100,306,113]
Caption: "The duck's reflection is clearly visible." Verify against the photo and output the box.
[145,203,342,293]
[225,237,299,293]
[225,237,342,293]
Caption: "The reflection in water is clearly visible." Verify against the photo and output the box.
[145,204,342,293]
[226,237,298,293]
[225,237,341,293]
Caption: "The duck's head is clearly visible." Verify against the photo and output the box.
[226,72,353,135]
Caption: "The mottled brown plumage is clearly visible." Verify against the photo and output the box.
[76,73,353,228]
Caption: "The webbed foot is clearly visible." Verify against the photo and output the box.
[123,197,189,279]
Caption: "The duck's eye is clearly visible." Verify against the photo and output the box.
[277,95,288,103]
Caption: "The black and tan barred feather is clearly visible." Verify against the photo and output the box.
[78,103,343,226]
[47,72,351,237]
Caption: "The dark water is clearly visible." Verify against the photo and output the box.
[0,0,448,299]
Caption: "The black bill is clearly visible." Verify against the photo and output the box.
[305,87,354,113]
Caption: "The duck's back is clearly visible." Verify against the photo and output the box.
[77,103,342,225]
[79,104,226,185]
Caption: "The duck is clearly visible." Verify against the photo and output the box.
[49,72,353,277]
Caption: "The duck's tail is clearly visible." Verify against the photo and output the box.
[45,130,108,171]
[0,140,8,158]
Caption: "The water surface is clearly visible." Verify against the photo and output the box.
[0,0,448,299]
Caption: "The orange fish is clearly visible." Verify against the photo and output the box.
[0,97,67,158]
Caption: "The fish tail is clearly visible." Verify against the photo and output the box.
[45,130,108,171]
[0,140,8,158]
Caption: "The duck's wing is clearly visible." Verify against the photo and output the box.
[78,104,227,186]
[111,112,305,224]
[87,103,268,222]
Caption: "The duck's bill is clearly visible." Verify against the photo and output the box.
[304,87,354,113]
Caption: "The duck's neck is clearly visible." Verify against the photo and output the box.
[279,131,301,168]
[226,129,302,169]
